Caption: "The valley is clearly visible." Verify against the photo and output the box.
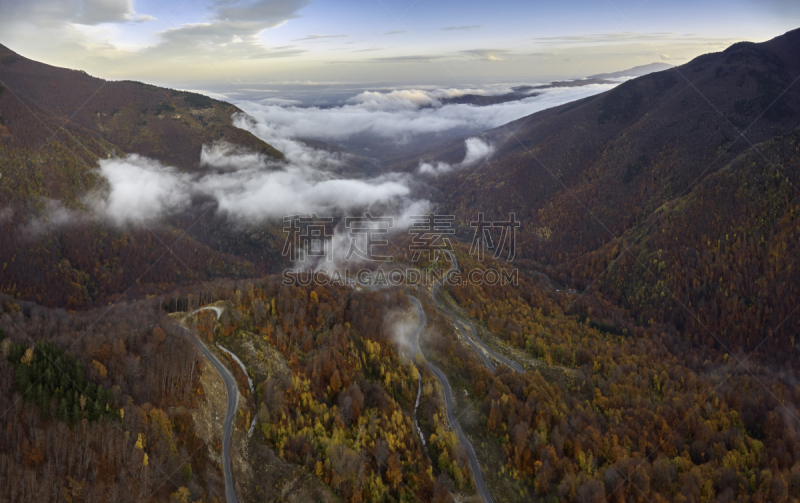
[1,21,800,503]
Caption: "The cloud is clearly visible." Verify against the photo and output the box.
[24,127,431,268]
[384,307,421,357]
[343,87,515,110]
[417,161,453,176]
[104,114,436,270]
[78,0,155,24]
[1,0,151,27]
[0,0,155,66]
[660,53,672,60]
[39,138,422,233]
[258,97,304,106]
[461,137,495,165]
[199,141,266,170]
[141,0,311,60]
[346,89,462,110]
[293,34,349,41]
[418,137,494,176]
[20,200,88,238]
[247,48,308,59]
[87,155,194,225]
[232,82,618,142]
[0,0,309,72]
[195,144,413,221]
[461,48,511,61]
[386,30,409,35]
[528,31,738,47]
[369,54,443,63]
[442,25,482,31]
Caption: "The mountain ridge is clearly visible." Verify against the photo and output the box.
[0,42,282,205]
[588,61,674,79]
[0,43,286,307]
[413,26,800,357]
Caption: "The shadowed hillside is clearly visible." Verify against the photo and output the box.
[0,44,284,307]
[0,43,281,205]
[413,27,800,358]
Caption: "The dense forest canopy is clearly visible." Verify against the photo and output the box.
[1,26,800,503]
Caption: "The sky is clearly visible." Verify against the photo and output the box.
[0,0,798,96]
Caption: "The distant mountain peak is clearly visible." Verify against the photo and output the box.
[588,62,674,80]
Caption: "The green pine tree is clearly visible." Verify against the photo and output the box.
[15,364,30,395]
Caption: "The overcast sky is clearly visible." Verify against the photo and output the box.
[0,0,798,91]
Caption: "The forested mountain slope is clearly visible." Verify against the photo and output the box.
[423,28,800,263]
[0,43,280,204]
[597,128,800,360]
[0,44,283,307]
[419,28,800,359]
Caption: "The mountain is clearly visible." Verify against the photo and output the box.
[599,128,800,359]
[436,79,616,107]
[3,32,800,503]
[417,27,800,358]
[0,44,285,307]
[588,61,674,79]
[0,43,281,204]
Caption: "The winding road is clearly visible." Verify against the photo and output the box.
[433,252,525,374]
[179,252,520,503]
[186,307,240,503]
[407,296,495,503]
[180,253,529,503]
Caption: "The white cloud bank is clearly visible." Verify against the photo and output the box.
[88,155,193,225]
[82,143,421,227]
[344,87,512,110]
[27,81,615,235]
[19,78,622,269]
[234,82,617,143]
[20,136,431,270]
[418,137,495,176]
[194,151,412,221]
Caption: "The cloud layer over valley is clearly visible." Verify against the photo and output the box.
[231,82,618,148]
[83,143,421,228]
[18,78,623,267]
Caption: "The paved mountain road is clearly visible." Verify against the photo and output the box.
[181,252,521,503]
[186,307,240,503]
[433,252,525,374]
[407,296,495,503]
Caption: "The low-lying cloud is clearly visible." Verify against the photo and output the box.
[0,207,13,224]
[345,87,512,110]
[20,200,86,238]
[235,82,617,143]
[20,78,623,269]
[83,143,420,227]
[195,151,412,221]
[20,135,432,270]
[88,155,193,225]
[384,306,422,358]
[418,137,495,176]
